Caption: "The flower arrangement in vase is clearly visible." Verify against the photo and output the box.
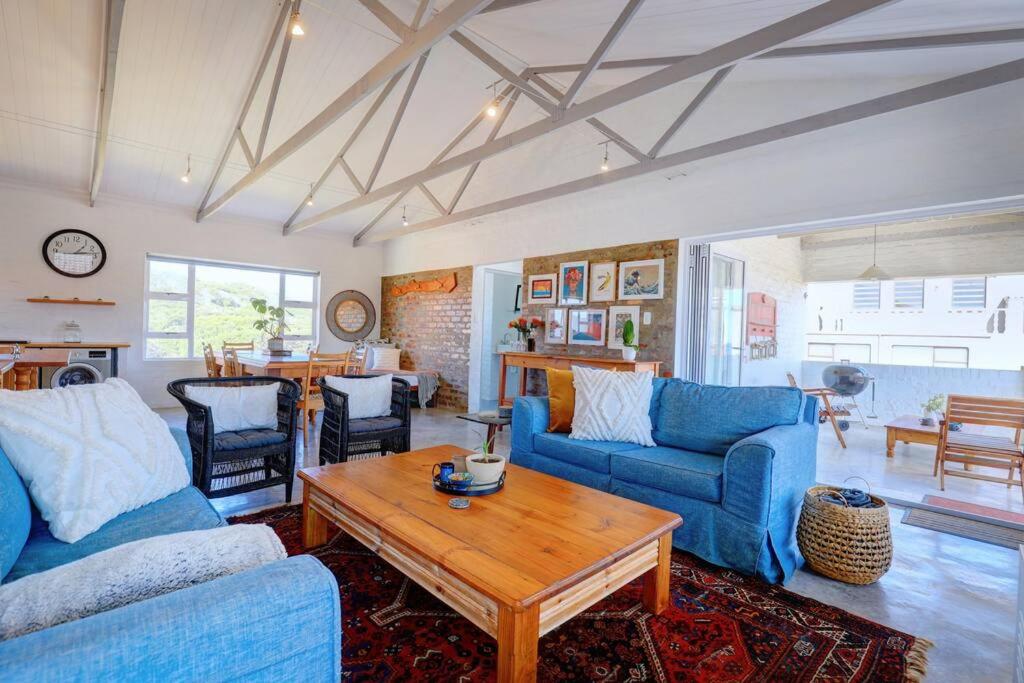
[508,316,543,352]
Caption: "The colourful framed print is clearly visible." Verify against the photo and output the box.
[559,261,588,305]
[527,273,556,304]
[544,307,568,345]
[607,305,641,349]
[590,261,616,302]
[618,258,665,300]
[568,308,606,346]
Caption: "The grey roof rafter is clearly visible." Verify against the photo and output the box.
[88,0,127,206]
[648,66,732,158]
[558,0,645,108]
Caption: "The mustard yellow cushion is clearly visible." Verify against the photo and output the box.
[546,367,575,433]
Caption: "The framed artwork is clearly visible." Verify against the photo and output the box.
[607,305,641,349]
[618,258,665,300]
[544,307,568,345]
[527,273,557,304]
[559,261,589,305]
[568,308,606,346]
[590,262,616,302]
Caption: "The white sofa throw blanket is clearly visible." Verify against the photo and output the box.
[570,366,656,447]
[0,378,190,543]
[0,524,286,640]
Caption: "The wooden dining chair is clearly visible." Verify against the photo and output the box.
[344,346,366,375]
[787,372,848,448]
[298,351,351,445]
[221,348,244,378]
[222,340,255,352]
[937,395,1024,501]
[202,343,220,378]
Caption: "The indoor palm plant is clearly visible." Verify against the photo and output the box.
[250,298,290,353]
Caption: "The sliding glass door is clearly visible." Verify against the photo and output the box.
[705,253,745,386]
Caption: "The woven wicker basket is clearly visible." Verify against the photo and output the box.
[797,484,893,585]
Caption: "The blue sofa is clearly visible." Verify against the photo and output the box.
[0,429,341,682]
[511,378,818,584]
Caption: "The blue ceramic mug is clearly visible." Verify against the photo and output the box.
[432,461,455,483]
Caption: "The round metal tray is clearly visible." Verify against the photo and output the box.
[433,471,506,497]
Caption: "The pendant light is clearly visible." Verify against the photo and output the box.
[402,205,409,227]
[305,183,314,207]
[856,225,891,281]
[599,141,610,172]
[180,153,191,183]
[290,9,305,36]
[485,82,500,118]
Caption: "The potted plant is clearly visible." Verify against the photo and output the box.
[465,429,506,486]
[251,298,290,353]
[920,394,945,426]
[621,318,639,361]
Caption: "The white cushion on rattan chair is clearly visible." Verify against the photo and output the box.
[324,374,394,419]
[184,384,279,434]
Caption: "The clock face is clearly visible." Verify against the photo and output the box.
[43,229,107,278]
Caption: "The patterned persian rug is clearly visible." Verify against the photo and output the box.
[230,505,930,682]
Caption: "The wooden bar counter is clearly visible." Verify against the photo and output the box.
[498,352,662,407]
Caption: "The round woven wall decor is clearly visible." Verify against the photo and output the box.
[325,290,376,341]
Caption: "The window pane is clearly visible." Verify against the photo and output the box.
[836,344,871,363]
[148,300,187,333]
[285,274,315,302]
[934,347,968,367]
[952,278,986,309]
[285,307,313,337]
[146,338,188,358]
[893,280,924,309]
[807,343,834,360]
[284,339,313,353]
[852,282,880,310]
[149,261,189,294]
[193,265,279,350]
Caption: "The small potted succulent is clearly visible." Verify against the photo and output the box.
[465,429,506,486]
[920,394,945,426]
[251,298,290,353]
[621,318,639,361]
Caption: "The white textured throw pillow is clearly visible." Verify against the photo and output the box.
[0,524,285,640]
[183,383,279,434]
[371,347,402,370]
[0,379,190,543]
[323,374,394,419]
[570,366,655,446]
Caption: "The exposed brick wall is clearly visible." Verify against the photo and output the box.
[381,266,473,410]
[521,239,678,395]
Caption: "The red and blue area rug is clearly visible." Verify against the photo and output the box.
[231,505,930,682]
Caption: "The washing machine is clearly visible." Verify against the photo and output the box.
[44,349,112,388]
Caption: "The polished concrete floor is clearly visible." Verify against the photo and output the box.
[159,406,1019,681]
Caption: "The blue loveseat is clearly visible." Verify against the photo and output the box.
[511,378,818,584]
[0,429,340,682]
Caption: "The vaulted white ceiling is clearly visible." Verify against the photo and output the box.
[1,0,1022,239]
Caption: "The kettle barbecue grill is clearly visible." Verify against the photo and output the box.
[820,364,874,431]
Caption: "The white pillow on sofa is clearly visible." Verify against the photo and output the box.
[183,383,279,434]
[570,366,655,447]
[0,524,285,640]
[323,374,394,419]
[0,379,190,543]
[371,348,402,370]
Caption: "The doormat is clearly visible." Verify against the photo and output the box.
[902,507,1024,549]
[921,494,1024,526]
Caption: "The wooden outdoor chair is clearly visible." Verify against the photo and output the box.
[299,351,351,445]
[202,343,220,378]
[937,395,1024,501]
[221,348,244,378]
[787,372,849,448]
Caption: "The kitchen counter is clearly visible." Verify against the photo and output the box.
[0,343,127,390]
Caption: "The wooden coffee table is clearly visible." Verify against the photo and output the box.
[298,445,681,682]
[885,415,940,458]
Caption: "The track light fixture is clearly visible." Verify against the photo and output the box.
[485,81,501,118]
[180,153,191,183]
[599,141,610,172]
[305,183,314,207]
[290,9,305,36]
[402,205,409,227]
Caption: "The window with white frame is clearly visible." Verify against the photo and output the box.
[893,279,924,309]
[891,345,969,368]
[951,277,986,309]
[145,256,319,359]
[806,342,872,363]
[852,281,880,310]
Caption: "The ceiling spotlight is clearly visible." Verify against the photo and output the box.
[485,81,500,118]
[599,142,610,172]
[290,10,305,36]
[305,183,314,207]
[180,153,191,183]
[402,205,409,227]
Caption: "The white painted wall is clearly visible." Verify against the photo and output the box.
[0,181,384,408]
[711,235,806,387]
[801,360,1024,425]
[382,79,1023,277]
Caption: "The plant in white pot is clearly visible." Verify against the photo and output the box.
[465,430,506,486]
[251,298,290,353]
[621,318,639,361]
[920,394,945,427]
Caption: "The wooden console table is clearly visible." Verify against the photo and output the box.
[498,352,662,407]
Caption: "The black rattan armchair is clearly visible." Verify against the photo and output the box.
[167,376,301,502]
[317,375,411,465]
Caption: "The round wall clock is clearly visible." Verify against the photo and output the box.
[42,229,107,278]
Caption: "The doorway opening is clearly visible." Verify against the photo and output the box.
[469,260,523,413]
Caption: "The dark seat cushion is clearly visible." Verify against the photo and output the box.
[5,486,225,583]
[214,429,287,452]
[611,446,724,503]
[653,380,804,455]
[349,416,403,434]
[533,432,637,474]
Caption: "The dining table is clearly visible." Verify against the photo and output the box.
[214,351,314,380]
